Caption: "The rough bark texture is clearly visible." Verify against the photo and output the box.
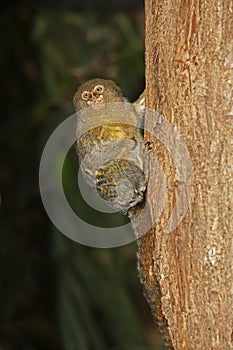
[137,1,233,349]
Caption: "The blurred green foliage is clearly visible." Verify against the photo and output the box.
[1,1,165,349]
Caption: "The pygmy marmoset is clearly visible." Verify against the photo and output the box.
[73,79,173,347]
[73,78,146,217]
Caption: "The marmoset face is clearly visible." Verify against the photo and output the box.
[73,78,125,111]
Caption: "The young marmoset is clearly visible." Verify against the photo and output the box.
[73,78,146,217]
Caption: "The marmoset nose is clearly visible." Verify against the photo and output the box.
[89,92,98,100]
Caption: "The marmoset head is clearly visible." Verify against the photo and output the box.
[73,78,124,111]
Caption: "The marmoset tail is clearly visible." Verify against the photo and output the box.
[73,78,146,216]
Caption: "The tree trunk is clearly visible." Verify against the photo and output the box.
[137,1,233,349]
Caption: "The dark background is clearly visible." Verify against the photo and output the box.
[0,0,164,349]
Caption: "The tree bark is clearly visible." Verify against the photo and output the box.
[137,1,233,349]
